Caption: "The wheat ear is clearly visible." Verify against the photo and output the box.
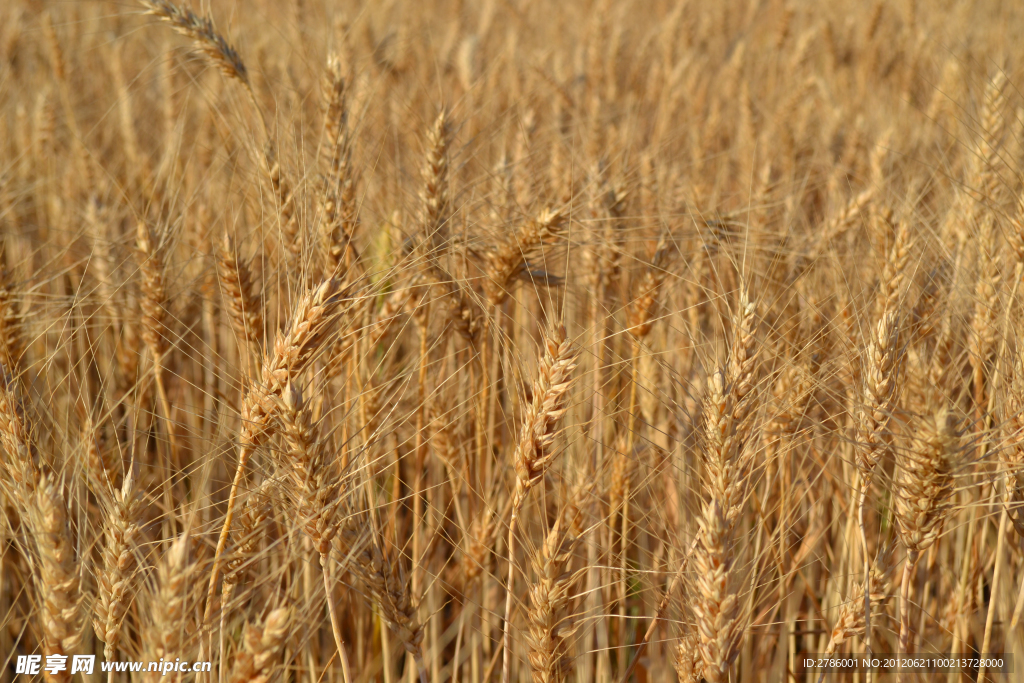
[319,52,361,277]
[970,213,1001,417]
[136,219,180,480]
[274,382,351,682]
[421,110,451,249]
[362,539,425,680]
[892,408,960,682]
[619,293,759,683]
[691,292,761,683]
[228,606,292,683]
[332,510,426,680]
[93,468,141,664]
[218,233,264,354]
[856,310,899,677]
[29,474,83,683]
[816,549,894,683]
[223,480,272,590]
[221,481,273,682]
[674,632,705,683]
[627,241,671,340]
[136,220,169,357]
[485,208,568,306]
[263,146,301,262]
[81,413,120,493]
[876,212,914,319]
[138,1,249,89]
[145,533,197,681]
[525,501,586,683]
[0,259,25,372]
[1005,358,1024,630]
[502,325,579,683]
[0,366,39,498]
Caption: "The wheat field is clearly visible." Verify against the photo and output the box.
[2,1,1024,682]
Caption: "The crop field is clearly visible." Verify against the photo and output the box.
[1,1,1024,681]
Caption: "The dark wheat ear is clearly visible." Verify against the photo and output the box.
[485,207,568,306]
[138,1,250,89]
